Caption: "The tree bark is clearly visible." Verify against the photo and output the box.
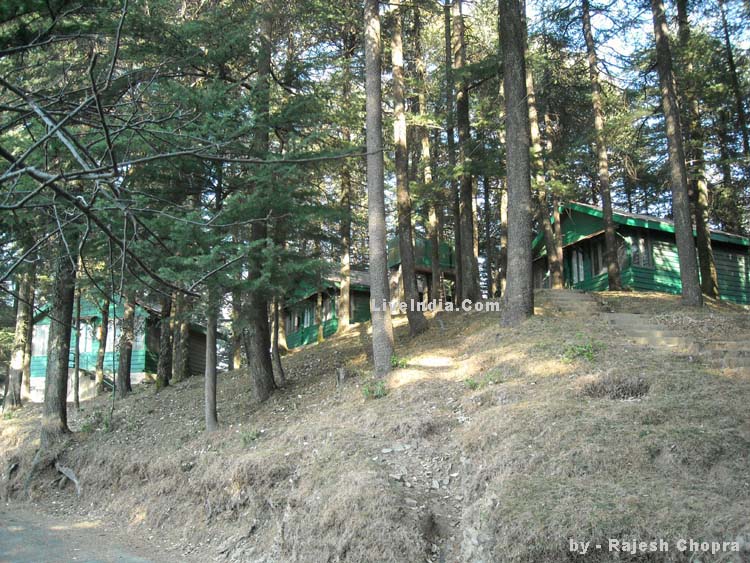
[245,2,277,400]
[94,299,109,394]
[156,295,171,390]
[676,0,719,298]
[316,291,324,343]
[650,0,702,306]
[499,0,534,324]
[454,0,480,301]
[581,0,621,290]
[243,285,276,402]
[414,5,442,305]
[116,291,135,398]
[483,176,495,296]
[3,255,34,410]
[551,195,564,281]
[444,2,462,302]
[22,299,33,399]
[204,286,218,432]
[498,180,508,296]
[271,298,286,386]
[72,289,81,410]
[718,0,750,161]
[171,293,190,383]
[230,279,243,371]
[40,240,76,449]
[338,29,355,333]
[365,0,394,376]
[526,67,563,289]
[392,0,428,336]
[716,110,742,233]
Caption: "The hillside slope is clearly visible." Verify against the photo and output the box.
[2,291,749,562]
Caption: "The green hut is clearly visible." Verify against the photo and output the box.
[29,300,208,402]
[533,202,750,304]
[284,237,456,349]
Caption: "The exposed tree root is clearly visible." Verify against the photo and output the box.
[55,462,82,496]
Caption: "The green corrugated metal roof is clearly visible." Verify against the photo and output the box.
[567,202,750,247]
[534,202,750,253]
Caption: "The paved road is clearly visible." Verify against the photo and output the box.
[0,507,174,563]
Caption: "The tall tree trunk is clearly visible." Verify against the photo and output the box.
[116,291,135,398]
[499,0,534,323]
[444,2,462,302]
[338,30,355,333]
[245,229,277,402]
[677,0,719,298]
[243,292,276,401]
[94,299,109,394]
[155,296,171,390]
[41,240,76,449]
[204,286,218,432]
[718,0,750,160]
[171,293,189,383]
[315,291,324,343]
[552,196,564,276]
[582,0,622,290]
[3,255,34,410]
[365,0,394,376]
[271,298,286,386]
[392,0,428,336]
[72,289,81,409]
[415,5,442,304]
[245,3,277,400]
[22,300,33,399]
[454,0,480,301]
[483,176,495,296]
[544,115,565,284]
[230,277,243,370]
[650,0,702,306]
[526,68,563,289]
[339,165,352,331]
[716,110,742,232]
[498,180,508,296]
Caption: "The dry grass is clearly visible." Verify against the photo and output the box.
[2,293,750,562]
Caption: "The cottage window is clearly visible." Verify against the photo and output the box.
[323,297,333,321]
[631,234,653,268]
[133,317,145,351]
[592,241,606,276]
[571,248,585,284]
[31,324,49,356]
[105,319,120,351]
[79,323,95,354]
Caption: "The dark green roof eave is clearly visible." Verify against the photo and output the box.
[565,202,750,248]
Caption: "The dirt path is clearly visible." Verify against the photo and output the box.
[0,506,185,563]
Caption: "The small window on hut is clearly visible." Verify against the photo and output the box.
[323,297,334,321]
[631,234,653,268]
[592,241,606,276]
[32,324,49,356]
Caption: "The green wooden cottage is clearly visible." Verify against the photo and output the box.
[284,237,456,349]
[533,202,750,304]
[29,299,208,402]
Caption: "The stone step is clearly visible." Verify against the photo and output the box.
[618,329,684,339]
[699,340,749,351]
[703,356,750,368]
[603,313,649,323]
[627,336,694,348]
[699,348,750,359]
